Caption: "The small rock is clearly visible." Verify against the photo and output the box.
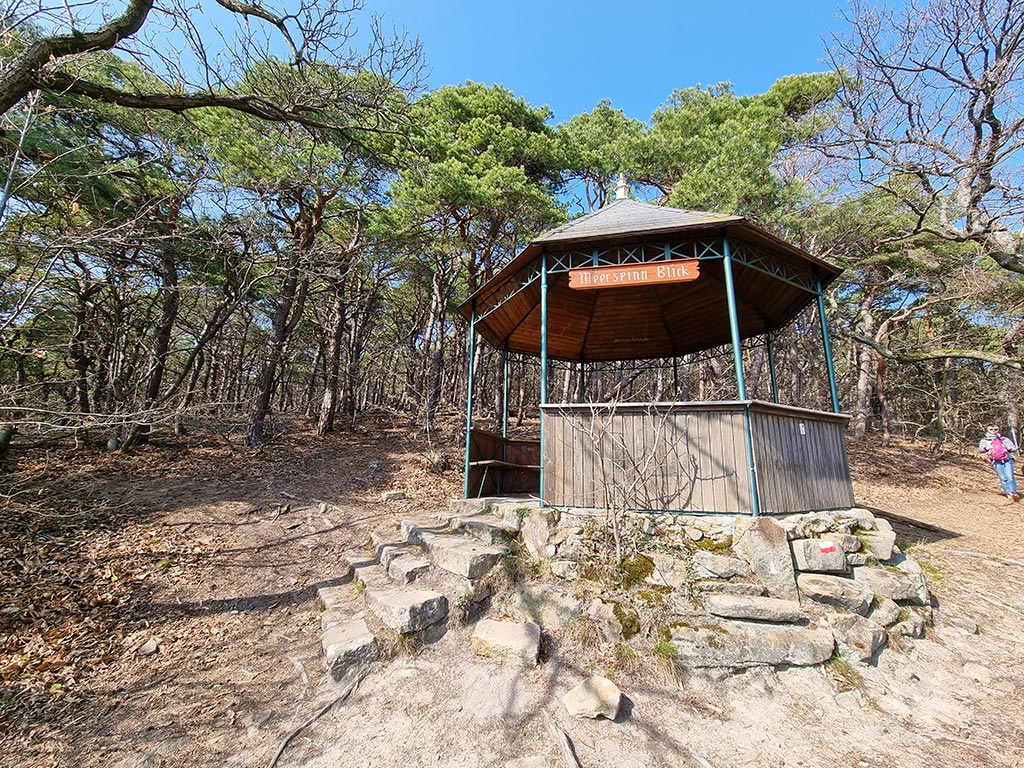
[834,533,862,552]
[835,689,865,710]
[550,560,579,580]
[859,530,897,560]
[704,594,802,623]
[846,507,877,530]
[381,491,406,502]
[521,509,558,559]
[868,597,901,627]
[846,553,869,567]
[683,526,705,541]
[889,554,931,605]
[830,614,887,662]
[776,515,806,540]
[562,675,621,719]
[138,638,159,657]
[646,552,692,588]
[801,513,837,536]
[791,538,849,573]
[470,619,541,667]
[892,612,926,638]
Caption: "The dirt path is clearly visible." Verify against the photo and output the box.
[2,424,1023,768]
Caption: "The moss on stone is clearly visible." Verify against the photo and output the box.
[618,553,655,588]
[696,535,734,554]
[612,602,641,641]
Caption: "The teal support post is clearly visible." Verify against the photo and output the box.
[463,307,477,499]
[539,251,549,506]
[766,331,780,404]
[501,351,509,439]
[723,235,761,516]
[722,236,748,400]
[816,277,841,413]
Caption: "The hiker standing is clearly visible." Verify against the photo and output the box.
[979,424,1020,501]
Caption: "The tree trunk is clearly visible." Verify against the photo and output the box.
[317,290,346,434]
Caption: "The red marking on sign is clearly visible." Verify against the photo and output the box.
[819,542,837,554]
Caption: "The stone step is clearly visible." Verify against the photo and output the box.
[364,586,449,633]
[420,531,506,580]
[322,617,378,683]
[401,517,451,545]
[450,513,517,545]
[386,553,431,584]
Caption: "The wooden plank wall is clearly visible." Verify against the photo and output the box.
[542,403,854,514]
[543,405,753,513]
[468,429,540,497]
[749,410,855,513]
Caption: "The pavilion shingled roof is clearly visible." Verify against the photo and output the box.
[534,198,741,243]
[458,198,843,362]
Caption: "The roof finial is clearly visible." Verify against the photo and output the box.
[614,173,630,200]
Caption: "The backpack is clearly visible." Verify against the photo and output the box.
[990,436,1010,461]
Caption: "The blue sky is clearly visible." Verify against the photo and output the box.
[369,0,856,123]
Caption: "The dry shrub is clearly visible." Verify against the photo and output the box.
[419,450,451,474]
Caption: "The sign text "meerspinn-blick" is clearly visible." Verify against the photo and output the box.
[568,258,700,290]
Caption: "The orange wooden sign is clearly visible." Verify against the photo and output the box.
[568,258,700,290]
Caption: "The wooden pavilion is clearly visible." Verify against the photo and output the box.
[456,193,854,516]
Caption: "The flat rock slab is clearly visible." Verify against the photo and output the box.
[695,581,765,597]
[704,594,802,623]
[791,539,848,573]
[797,573,873,615]
[852,566,926,604]
[562,674,621,719]
[670,619,834,668]
[401,518,450,545]
[830,614,887,662]
[693,550,751,579]
[421,533,505,579]
[741,518,799,601]
[512,584,584,629]
[453,515,516,545]
[322,617,378,682]
[365,587,448,633]
[471,618,541,666]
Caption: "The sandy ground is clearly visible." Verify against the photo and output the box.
[2,417,1023,768]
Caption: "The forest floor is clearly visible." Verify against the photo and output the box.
[1,414,1023,768]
